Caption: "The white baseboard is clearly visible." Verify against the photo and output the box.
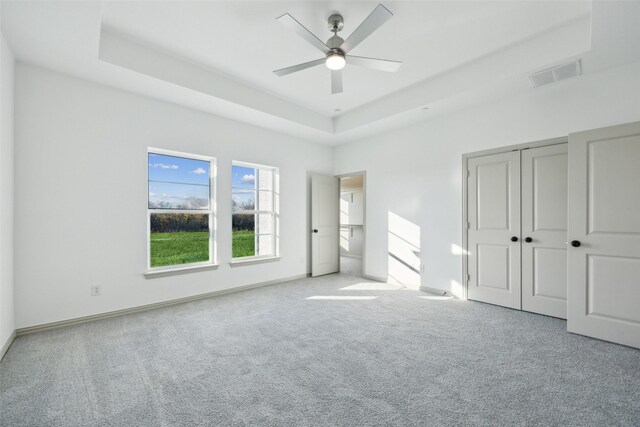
[0,330,16,362]
[420,286,450,296]
[16,273,309,336]
[364,274,387,283]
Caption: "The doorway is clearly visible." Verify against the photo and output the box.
[338,173,366,278]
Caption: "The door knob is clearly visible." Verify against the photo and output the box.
[524,237,533,243]
[570,240,581,247]
[313,229,319,233]
[511,236,518,242]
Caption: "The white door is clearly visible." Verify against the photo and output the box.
[311,174,339,277]
[467,151,521,309]
[521,144,568,318]
[567,122,640,349]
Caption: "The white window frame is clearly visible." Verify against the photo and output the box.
[146,147,217,273]
[231,160,279,261]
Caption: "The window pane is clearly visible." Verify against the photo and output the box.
[232,189,255,212]
[232,165,256,189]
[232,214,255,257]
[148,153,210,186]
[149,182,209,209]
[256,213,274,235]
[257,234,274,257]
[257,190,273,211]
[232,213,255,233]
[150,213,209,267]
[258,169,273,191]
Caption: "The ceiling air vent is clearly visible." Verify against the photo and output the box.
[529,59,582,88]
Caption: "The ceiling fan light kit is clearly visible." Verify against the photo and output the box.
[326,52,346,70]
[274,4,402,94]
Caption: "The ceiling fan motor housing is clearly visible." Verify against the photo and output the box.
[326,35,345,50]
[328,14,344,33]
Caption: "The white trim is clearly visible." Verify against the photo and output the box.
[336,171,367,279]
[232,160,280,260]
[364,274,386,283]
[148,146,214,162]
[147,148,217,271]
[229,256,281,267]
[232,160,278,171]
[16,274,310,336]
[461,136,568,300]
[420,286,450,296]
[0,330,16,362]
[144,262,219,277]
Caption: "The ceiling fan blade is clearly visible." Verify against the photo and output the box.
[346,55,402,73]
[273,58,325,77]
[340,4,393,53]
[276,13,330,54]
[331,70,343,94]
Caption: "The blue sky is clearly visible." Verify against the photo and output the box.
[232,165,256,189]
[148,153,210,209]
[232,165,256,210]
[148,156,263,210]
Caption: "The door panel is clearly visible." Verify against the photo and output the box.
[476,161,511,230]
[311,175,339,277]
[477,244,511,290]
[532,248,567,300]
[522,144,568,318]
[588,136,640,234]
[568,121,640,349]
[468,152,521,309]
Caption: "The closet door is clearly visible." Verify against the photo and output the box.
[468,151,521,309]
[567,122,640,349]
[521,144,568,319]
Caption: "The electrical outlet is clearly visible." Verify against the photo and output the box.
[91,285,101,296]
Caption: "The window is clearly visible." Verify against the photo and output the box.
[232,162,279,259]
[147,149,215,270]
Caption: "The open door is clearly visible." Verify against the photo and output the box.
[567,122,640,349]
[311,174,339,277]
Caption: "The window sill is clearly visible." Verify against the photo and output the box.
[144,263,219,278]
[229,256,280,267]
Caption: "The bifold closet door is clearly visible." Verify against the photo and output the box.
[467,151,521,309]
[521,144,568,319]
[567,122,640,349]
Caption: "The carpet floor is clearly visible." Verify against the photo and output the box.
[1,272,639,426]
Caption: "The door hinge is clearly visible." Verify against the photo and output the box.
[467,274,471,282]
[466,170,470,178]
[467,222,470,229]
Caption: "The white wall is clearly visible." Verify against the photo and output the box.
[14,64,333,328]
[334,60,640,297]
[0,28,15,350]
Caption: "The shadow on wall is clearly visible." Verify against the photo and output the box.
[388,211,421,289]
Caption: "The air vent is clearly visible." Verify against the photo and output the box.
[529,59,582,88]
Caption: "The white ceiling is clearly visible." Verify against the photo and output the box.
[3,1,640,145]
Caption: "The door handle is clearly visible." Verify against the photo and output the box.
[570,240,581,247]
[313,229,319,233]
[524,237,533,243]
[511,236,518,242]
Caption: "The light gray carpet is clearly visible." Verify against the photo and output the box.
[340,256,363,277]
[1,272,639,426]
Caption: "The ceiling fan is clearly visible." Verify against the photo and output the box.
[273,4,402,94]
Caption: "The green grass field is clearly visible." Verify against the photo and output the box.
[231,230,256,258]
[150,231,255,267]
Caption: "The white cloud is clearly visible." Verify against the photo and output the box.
[152,163,179,169]
[149,192,157,196]
[192,168,207,175]
[241,174,255,184]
